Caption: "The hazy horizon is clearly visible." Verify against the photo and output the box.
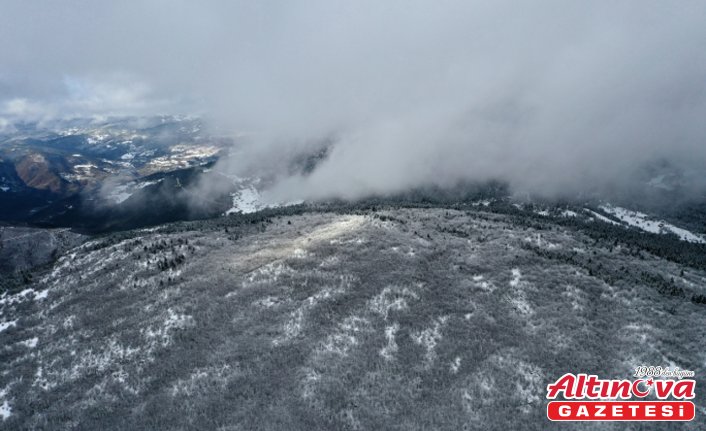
[2,1,706,202]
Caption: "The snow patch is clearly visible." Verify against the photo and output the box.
[600,204,705,244]
[253,296,283,308]
[524,233,559,249]
[562,285,585,311]
[509,295,533,315]
[300,368,321,399]
[0,320,17,332]
[226,185,262,215]
[273,287,344,345]
[136,179,163,189]
[471,200,492,207]
[318,316,369,358]
[243,262,295,287]
[0,388,10,420]
[509,269,522,288]
[369,285,419,320]
[473,274,495,292]
[319,256,340,268]
[380,323,399,361]
[0,288,40,306]
[292,248,309,259]
[507,269,533,315]
[171,364,237,397]
[585,209,621,226]
[226,182,302,215]
[450,356,462,374]
[411,316,448,367]
[142,308,194,347]
[20,337,38,348]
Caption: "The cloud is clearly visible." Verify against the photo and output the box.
[2,1,706,200]
[0,74,177,124]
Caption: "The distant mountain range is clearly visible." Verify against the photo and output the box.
[0,116,337,232]
[0,116,222,226]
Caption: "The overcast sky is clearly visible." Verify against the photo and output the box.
[2,1,706,199]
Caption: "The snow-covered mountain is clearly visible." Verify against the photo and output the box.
[0,206,704,429]
[0,116,228,228]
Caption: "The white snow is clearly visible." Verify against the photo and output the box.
[20,337,38,348]
[0,392,10,420]
[226,183,302,215]
[380,323,399,361]
[272,286,345,345]
[411,316,448,367]
[523,233,559,250]
[0,288,39,306]
[86,132,109,144]
[0,385,11,419]
[472,274,494,292]
[450,356,462,373]
[584,209,622,226]
[471,199,492,207]
[226,185,262,214]
[508,269,533,315]
[142,145,218,172]
[136,179,162,189]
[318,316,367,357]
[509,268,522,287]
[292,248,309,258]
[253,296,282,308]
[242,262,295,288]
[0,320,16,332]
[369,286,418,320]
[510,295,533,315]
[600,204,705,244]
[171,364,235,397]
[142,308,194,347]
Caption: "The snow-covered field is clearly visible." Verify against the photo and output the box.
[224,176,302,215]
[600,204,706,243]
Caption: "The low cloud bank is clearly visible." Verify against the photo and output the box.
[2,1,705,201]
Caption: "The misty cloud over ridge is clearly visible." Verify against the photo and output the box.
[2,1,706,200]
